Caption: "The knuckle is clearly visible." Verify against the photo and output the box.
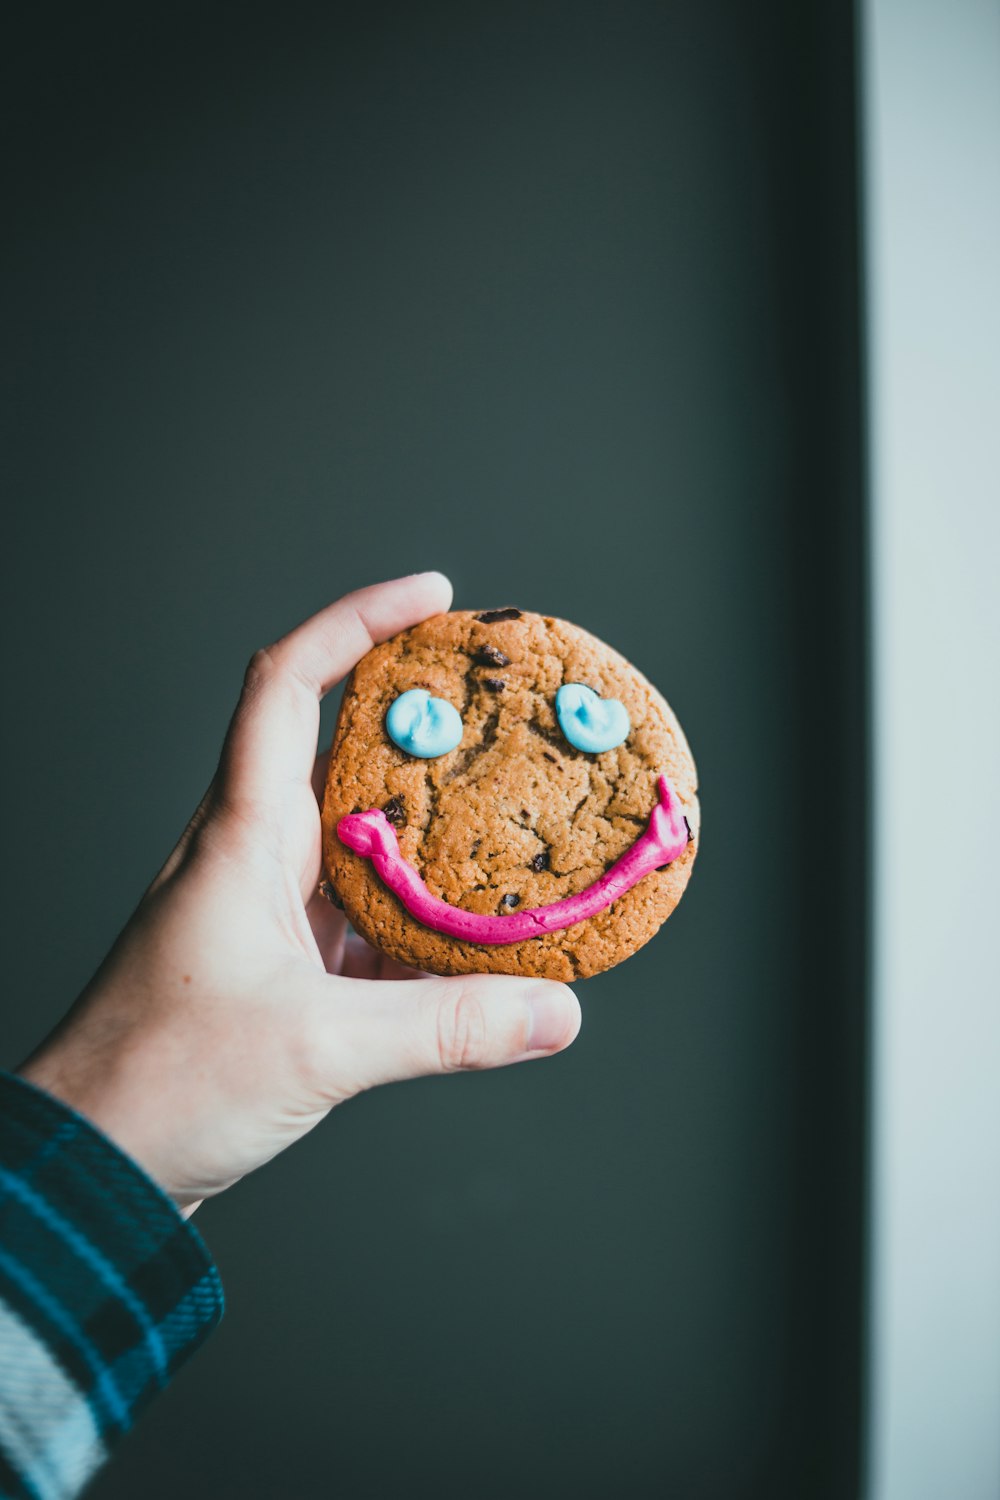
[244,643,313,701]
[436,988,491,1072]
[243,646,279,693]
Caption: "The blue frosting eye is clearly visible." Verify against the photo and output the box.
[555,683,630,754]
[386,689,464,759]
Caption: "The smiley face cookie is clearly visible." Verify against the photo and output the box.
[321,609,699,980]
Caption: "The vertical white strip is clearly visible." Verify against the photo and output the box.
[860,1,1000,1497]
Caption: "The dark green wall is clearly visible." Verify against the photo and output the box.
[2,3,867,1496]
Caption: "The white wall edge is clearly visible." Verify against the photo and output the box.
[859,1,1000,1496]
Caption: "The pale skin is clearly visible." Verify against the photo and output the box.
[17,573,581,1215]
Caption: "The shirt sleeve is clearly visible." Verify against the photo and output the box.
[0,1071,224,1500]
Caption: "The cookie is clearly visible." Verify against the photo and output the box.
[321,609,699,980]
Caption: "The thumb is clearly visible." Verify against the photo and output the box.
[331,973,582,1090]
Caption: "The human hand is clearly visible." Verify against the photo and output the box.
[18,573,581,1213]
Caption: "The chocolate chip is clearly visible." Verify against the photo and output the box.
[475,644,511,668]
[470,839,481,858]
[475,607,522,623]
[684,816,693,842]
[542,751,557,763]
[528,719,564,750]
[500,893,521,909]
[483,677,505,693]
[530,850,549,872]
[382,796,406,827]
[319,879,343,908]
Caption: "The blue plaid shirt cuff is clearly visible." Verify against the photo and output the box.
[0,1070,224,1499]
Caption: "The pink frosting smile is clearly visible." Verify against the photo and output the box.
[336,773,690,945]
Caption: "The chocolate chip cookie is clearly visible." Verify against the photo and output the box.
[321,609,699,980]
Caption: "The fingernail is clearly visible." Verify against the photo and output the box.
[526,985,577,1053]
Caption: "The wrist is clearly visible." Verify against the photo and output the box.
[16,1038,198,1215]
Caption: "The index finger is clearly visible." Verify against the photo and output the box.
[221,571,453,802]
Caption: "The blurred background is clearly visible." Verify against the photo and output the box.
[1,2,994,1497]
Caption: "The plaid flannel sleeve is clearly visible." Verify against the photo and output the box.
[0,1071,224,1500]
